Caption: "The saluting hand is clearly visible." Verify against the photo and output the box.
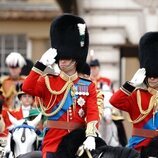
[130,68,146,87]
[39,48,57,66]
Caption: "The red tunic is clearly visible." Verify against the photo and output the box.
[91,76,112,89]
[0,108,23,137]
[110,85,155,151]
[22,64,99,155]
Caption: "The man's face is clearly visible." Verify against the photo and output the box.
[59,59,76,72]
[90,66,100,78]
[20,94,34,107]
[147,77,158,89]
[8,67,21,79]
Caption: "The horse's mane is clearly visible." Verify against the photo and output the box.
[141,136,158,158]
[56,128,86,158]
[94,146,140,158]
[55,128,139,158]
[56,128,106,158]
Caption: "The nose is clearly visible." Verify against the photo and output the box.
[60,60,66,63]
[150,77,155,80]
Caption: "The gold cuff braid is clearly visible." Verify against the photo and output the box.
[86,121,98,137]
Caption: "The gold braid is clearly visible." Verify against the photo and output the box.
[45,76,71,95]
[137,90,154,115]
[127,89,155,124]
[38,76,74,116]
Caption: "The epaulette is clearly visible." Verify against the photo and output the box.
[0,75,26,83]
[0,75,10,83]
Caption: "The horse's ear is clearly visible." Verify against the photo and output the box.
[28,113,42,127]
[7,112,19,126]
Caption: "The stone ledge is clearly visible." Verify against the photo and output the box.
[0,10,62,20]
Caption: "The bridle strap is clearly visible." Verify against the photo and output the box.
[21,128,26,143]
[12,124,36,144]
[13,124,35,132]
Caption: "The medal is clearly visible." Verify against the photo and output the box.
[78,108,85,118]
[77,96,85,107]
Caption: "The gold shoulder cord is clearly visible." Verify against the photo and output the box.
[127,90,154,124]
[45,76,72,95]
[38,76,73,117]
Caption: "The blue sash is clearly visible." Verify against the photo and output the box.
[48,78,91,120]
[127,113,158,148]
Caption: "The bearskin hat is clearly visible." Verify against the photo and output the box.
[138,32,158,77]
[16,83,25,99]
[78,62,90,76]
[50,14,89,71]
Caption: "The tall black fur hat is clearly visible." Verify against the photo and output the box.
[16,83,25,99]
[50,14,89,71]
[139,32,158,77]
[78,62,90,76]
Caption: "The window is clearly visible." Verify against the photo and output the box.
[0,34,27,75]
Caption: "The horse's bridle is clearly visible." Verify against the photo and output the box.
[9,121,37,158]
[12,122,36,143]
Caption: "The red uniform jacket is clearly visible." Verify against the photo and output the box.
[0,108,23,137]
[22,62,99,154]
[110,82,156,151]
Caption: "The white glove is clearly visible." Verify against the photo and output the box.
[130,68,146,87]
[39,48,57,66]
[83,136,95,151]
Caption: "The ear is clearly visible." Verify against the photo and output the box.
[4,132,12,155]
[7,112,19,126]
[28,113,42,127]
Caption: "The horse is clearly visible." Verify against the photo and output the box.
[99,87,127,147]
[53,128,140,158]
[2,115,139,158]
[140,136,158,158]
[2,112,42,158]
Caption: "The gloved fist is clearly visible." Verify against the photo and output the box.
[83,136,95,151]
[130,68,146,87]
[39,48,57,66]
